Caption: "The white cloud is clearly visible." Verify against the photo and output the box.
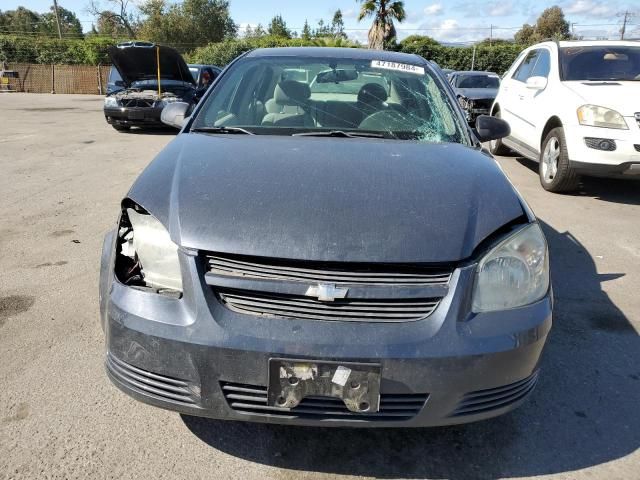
[488,1,514,16]
[424,4,443,16]
[342,8,357,19]
[565,0,612,16]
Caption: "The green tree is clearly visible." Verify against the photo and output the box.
[92,10,129,37]
[535,6,571,40]
[514,6,572,45]
[41,5,83,37]
[87,0,138,38]
[254,23,266,37]
[138,0,236,46]
[314,18,331,37]
[301,19,311,40]
[400,34,439,47]
[331,9,346,39]
[477,37,514,46]
[268,14,290,38]
[357,0,406,50]
[0,7,42,35]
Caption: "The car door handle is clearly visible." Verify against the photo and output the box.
[518,95,524,100]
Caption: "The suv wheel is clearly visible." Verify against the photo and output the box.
[539,127,579,193]
[489,111,511,156]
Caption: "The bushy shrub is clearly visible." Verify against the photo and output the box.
[0,34,525,75]
[0,35,114,65]
[398,43,524,75]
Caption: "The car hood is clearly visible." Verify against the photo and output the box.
[128,135,526,263]
[455,88,498,100]
[563,81,640,117]
[108,44,195,88]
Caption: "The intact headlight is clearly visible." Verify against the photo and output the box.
[104,96,118,107]
[472,223,549,313]
[122,208,182,292]
[577,105,628,129]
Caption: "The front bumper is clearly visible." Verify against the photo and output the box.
[565,120,640,176]
[104,106,164,127]
[99,231,553,427]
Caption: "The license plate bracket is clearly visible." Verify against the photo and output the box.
[128,110,144,120]
[268,359,381,413]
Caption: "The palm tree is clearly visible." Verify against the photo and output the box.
[357,0,406,50]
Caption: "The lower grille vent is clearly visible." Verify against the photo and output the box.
[222,382,427,421]
[449,371,538,417]
[106,353,199,406]
[219,289,440,322]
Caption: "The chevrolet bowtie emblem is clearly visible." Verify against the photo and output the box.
[305,283,349,302]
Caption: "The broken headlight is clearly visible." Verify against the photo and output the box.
[158,96,180,107]
[104,96,118,107]
[472,223,549,313]
[118,207,182,293]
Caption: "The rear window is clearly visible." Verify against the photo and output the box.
[455,75,499,89]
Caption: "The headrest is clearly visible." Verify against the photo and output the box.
[274,80,311,106]
[357,83,388,105]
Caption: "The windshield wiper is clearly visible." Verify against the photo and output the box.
[292,130,384,138]
[191,126,255,135]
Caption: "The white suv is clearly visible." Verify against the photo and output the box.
[490,40,640,192]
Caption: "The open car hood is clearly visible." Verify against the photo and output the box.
[108,43,195,88]
[455,88,498,100]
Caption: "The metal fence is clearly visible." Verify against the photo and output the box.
[4,64,111,95]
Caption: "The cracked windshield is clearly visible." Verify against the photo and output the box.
[193,56,467,143]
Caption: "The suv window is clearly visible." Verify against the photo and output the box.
[530,50,551,78]
[512,50,540,82]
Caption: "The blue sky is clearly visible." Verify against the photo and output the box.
[4,0,639,43]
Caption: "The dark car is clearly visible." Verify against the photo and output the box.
[100,47,552,427]
[188,64,222,102]
[103,41,196,131]
[449,71,501,123]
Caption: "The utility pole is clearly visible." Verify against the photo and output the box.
[489,25,493,47]
[52,0,63,39]
[618,11,635,40]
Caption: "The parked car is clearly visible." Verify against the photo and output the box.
[188,64,222,103]
[491,40,640,192]
[100,47,552,427]
[449,71,500,123]
[103,41,197,131]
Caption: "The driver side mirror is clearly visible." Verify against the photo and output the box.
[475,115,510,143]
[161,101,190,129]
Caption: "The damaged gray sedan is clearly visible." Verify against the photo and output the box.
[99,47,552,427]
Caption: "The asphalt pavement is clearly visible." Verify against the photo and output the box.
[1,94,638,480]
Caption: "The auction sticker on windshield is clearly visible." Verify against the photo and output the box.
[371,60,425,75]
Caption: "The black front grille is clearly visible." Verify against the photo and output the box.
[219,289,440,322]
[121,98,154,108]
[471,98,493,110]
[222,382,428,421]
[106,353,199,406]
[449,371,538,417]
[206,253,452,286]
[634,144,640,152]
